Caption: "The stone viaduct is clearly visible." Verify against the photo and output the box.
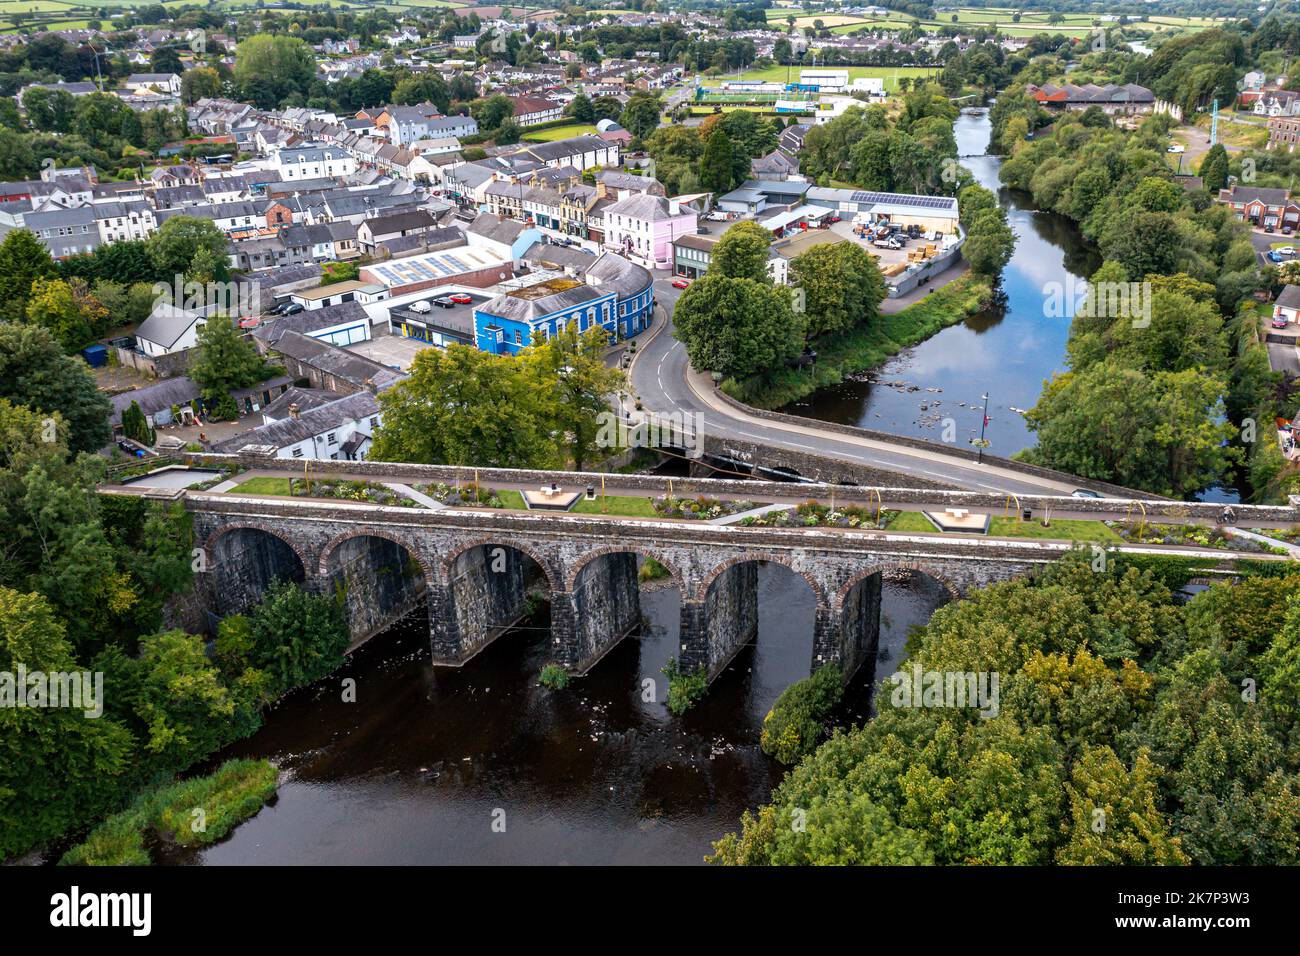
[188,491,1052,685]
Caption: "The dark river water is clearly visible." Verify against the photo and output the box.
[781,110,1101,458]
[188,567,950,865]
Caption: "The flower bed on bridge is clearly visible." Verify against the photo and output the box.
[1109,521,1283,553]
[290,478,420,507]
[653,495,760,520]
[741,501,885,529]
[419,482,526,509]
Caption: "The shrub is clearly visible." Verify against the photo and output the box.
[539,663,570,690]
[663,658,708,715]
[760,665,843,765]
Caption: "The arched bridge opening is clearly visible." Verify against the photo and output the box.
[320,533,429,649]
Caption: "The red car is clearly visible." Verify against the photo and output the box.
[449,293,473,304]
[671,278,691,289]
[1273,315,1290,329]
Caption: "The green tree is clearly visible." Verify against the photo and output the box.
[0,586,134,858]
[188,316,268,419]
[963,207,1016,276]
[522,326,624,471]
[233,34,316,108]
[789,241,886,339]
[0,229,57,324]
[247,580,349,695]
[371,345,562,469]
[120,400,154,447]
[700,129,737,194]
[0,322,110,454]
[672,275,804,380]
[619,91,662,140]
[1199,143,1229,194]
[147,215,230,282]
[181,66,222,106]
[760,665,843,765]
[25,278,92,353]
[709,221,772,283]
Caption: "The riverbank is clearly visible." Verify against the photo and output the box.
[722,272,995,409]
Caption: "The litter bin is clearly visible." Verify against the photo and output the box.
[1022,507,1032,521]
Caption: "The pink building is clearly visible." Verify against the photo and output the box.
[603,194,698,270]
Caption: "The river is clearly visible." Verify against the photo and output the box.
[184,567,950,865]
[780,109,1101,458]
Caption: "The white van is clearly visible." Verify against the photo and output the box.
[409,300,432,313]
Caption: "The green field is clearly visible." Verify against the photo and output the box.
[522,123,598,142]
[230,476,292,496]
[733,64,938,92]
[571,495,658,517]
[886,510,1120,542]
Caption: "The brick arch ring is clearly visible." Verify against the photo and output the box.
[203,521,313,576]
[832,563,962,612]
[316,528,434,581]
[694,552,829,607]
[438,537,560,591]
[565,545,688,595]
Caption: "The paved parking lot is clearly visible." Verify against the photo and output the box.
[346,334,438,371]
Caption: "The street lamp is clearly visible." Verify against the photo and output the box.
[972,392,990,464]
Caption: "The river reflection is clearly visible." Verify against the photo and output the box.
[185,566,949,865]
[780,110,1101,457]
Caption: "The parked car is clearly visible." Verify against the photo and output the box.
[409,300,432,313]
[1273,315,1290,329]
[1166,144,1185,153]
[1071,489,1104,499]
[1277,246,1296,256]
[281,303,304,315]
[433,296,456,308]
[1266,224,1276,233]
[1268,251,1285,263]
[1284,226,1294,235]
[671,278,691,289]
[449,293,473,304]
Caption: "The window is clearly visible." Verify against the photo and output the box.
[291,447,303,458]
[515,330,522,345]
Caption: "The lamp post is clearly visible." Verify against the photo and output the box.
[974,392,990,464]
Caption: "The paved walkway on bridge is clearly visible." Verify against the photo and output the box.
[710,503,792,526]
[1224,526,1300,558]
[384,481,446,510]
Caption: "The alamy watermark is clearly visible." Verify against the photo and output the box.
[1,666,103,718]
[596,409,704,458]
[888,665,1000,718]
[1044,276,1151,328]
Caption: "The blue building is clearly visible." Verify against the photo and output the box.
[473,251,654,354]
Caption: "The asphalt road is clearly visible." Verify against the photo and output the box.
[627,272,1096,497]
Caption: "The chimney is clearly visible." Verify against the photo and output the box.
[288,403,300,420]
[596,180,607,199]
[669,199,680,216]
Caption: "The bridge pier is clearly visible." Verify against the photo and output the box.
[814,573,882,682]
[323,535,428,649]
[431,544,538,666]
[559,552,642,673]
[679,561,758,680]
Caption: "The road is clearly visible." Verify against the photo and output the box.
[626,271,1101,497]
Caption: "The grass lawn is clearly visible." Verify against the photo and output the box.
[522,123,598,142]
[989,516,1121,543]
[886,510,939,533]
[496,489,527,509]
[231,476,292,496]
[734,64,938,92]
[571,495,659,517]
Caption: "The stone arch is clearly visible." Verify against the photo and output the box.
[204,521,311,575]
[832,562,962,611]
[439,536,559,590]
[565,545,687,594]
[695,551,828,608]
[317,528,431,581]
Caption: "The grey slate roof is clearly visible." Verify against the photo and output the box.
[253,301,370,346]
[212,391,380,453]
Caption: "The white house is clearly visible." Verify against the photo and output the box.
[124,73,182,95]
[272,145,357,180]
[135,304,205,357]
[213,391,382,461]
